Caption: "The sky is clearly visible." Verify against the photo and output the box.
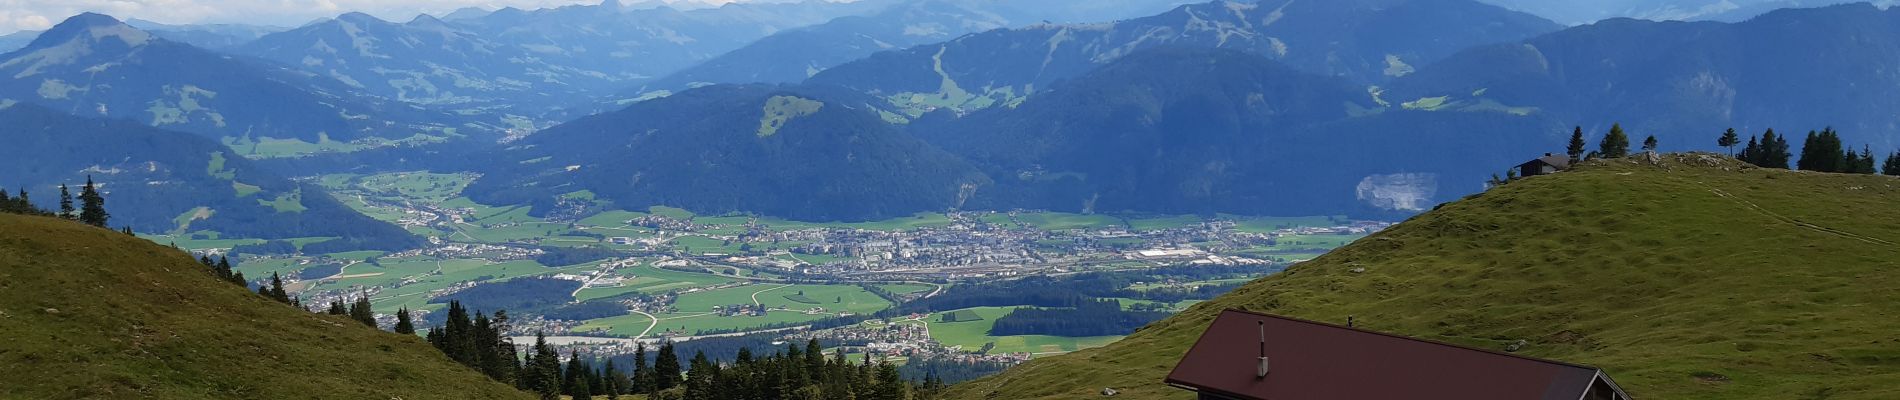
[0,0,763,34]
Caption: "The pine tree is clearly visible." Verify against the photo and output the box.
[327,300,348,315]
[57,184,74,220]
[1885,151,1900,176]
[1599,124,1630,158]
[77,176,107,227]
[1859,146,1877,174]
[1718,128,1740,156]
[349,294,376,327]
[1566,126,1587,161]
[1771,131,1794,168]
[217,256,241,285]
[565,350,594,399]
[267,272,292,304]
[654,342,682,391]
[632,343,653,394]
[603,358,626,399]
[1642,135,1658,152]
[529,333,563,400]
[394,307,416,334]
[684,351,715,399]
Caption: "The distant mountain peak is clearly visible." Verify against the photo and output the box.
[335,12,386,25]
[29,12,153,50]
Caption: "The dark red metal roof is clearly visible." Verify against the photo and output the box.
[1165,309,1608,400]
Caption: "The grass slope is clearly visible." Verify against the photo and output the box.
[948,154,1900,400]
[0,214,530,399]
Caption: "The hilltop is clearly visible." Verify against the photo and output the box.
[947,154,1900,399]
[0,214,529,399]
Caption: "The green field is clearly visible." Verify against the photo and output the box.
[1013,213,1124,231]
[1230,215,1344,233]
[1124,215,1202,231]
[924,307,1122,355]
[356,259,584,312]
[751,212,955,231]
[938,309,982,322]
[573,264,738,301]
[876,283,933,295]
[670,284,891,315]
[573,283,898,337]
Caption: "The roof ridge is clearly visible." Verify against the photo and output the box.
[1219,308,1603,372]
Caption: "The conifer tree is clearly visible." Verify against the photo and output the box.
[632,343,653,394]
[603,358,626,399]
[57,184,74,219]
[216,256,241,285]
[528,333,563,400]
[394,307,416,334]
[1858,146,1877,174]
[1718,128,1740,156]
[1566,126,1587,161]
[77,176,107,227]
[327,300,348,315]
[349,294,376,327]
[1599,124,1630,158]
[1884,151,1900,176]
[565,350,594,399]
[684,351,715,399]
[654,342,682,391]
[267,272,292,304]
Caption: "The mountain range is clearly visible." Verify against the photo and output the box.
[465,84,990,221]
[1387,2,1900,150]
[9,0,1900,223]
[807,0,1561,113]
[623,0,1199,99]
[0,14,468,145]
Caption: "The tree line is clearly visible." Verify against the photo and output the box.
[1531,125,1900,179]
[1,176,121,232]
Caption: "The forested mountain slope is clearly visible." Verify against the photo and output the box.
[0,103,421,251]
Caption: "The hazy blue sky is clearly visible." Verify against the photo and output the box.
[0,0,795,34]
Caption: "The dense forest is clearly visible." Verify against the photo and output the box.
[987,300,1169,337]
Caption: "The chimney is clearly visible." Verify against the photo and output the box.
[1256,321,1270,379]
[1544,152,1554,157]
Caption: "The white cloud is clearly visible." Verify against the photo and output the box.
[0,0,789,34]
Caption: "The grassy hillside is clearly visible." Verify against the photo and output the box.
[948,153,1900,400]
[0,214,530,399]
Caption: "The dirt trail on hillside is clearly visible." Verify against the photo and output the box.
[1707,187,1897,246]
